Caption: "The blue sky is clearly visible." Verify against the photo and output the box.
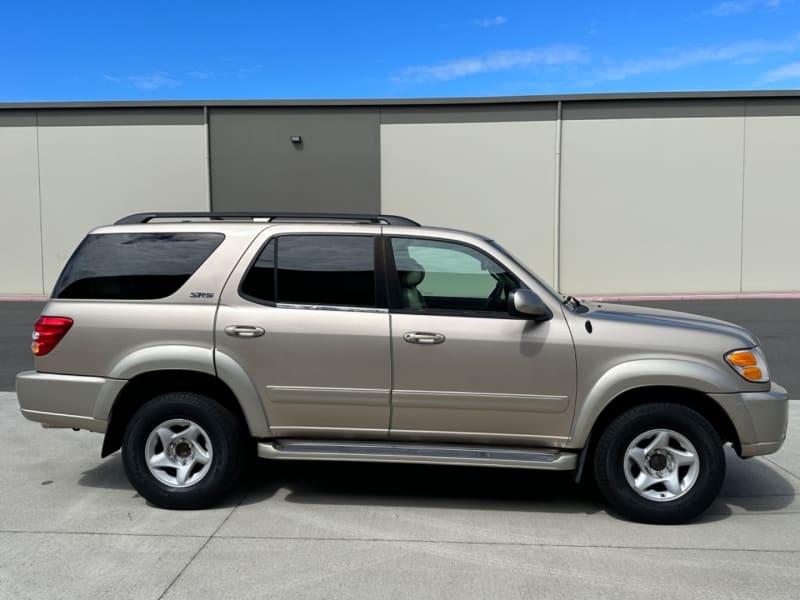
[3,0,800,101]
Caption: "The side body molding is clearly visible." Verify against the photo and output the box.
[568,358,743,448]
[214,349,272,437]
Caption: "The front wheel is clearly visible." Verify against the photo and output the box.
[122,392,246,509]
[593,403,725,524]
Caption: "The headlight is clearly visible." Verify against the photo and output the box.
[724,347,770,383]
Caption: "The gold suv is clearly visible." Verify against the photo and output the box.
[16,212,789,523]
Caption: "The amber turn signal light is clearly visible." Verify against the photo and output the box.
[724,349,769,383]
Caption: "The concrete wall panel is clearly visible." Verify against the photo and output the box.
[0,113,44,295]
[37,110,209,291]
[741,114,800,292]
[380,121,557,284]
[560,114,745,295]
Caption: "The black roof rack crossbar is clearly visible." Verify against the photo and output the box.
[115,212,420,226]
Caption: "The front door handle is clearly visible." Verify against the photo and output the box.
[225,325,265,338]
[403,331,446,345]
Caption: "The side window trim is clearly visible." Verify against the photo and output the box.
[384,235,525,319]
[238,232,389,311]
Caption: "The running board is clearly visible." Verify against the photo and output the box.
[257,440,577,471]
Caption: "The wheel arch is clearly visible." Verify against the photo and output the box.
[573,384,741,484]
[101,369,266,458]
[588,386,740,453]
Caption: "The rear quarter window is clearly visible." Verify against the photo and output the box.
[53,233,224,300]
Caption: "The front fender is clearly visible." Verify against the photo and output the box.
[568,358,741,448]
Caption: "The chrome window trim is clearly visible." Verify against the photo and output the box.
[276,302,388,314]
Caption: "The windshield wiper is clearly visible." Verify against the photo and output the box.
[562,295,582,310]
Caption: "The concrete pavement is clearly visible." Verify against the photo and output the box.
[1,391,797,599]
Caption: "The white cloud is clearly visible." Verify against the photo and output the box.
[759,60,800,82]
[104,72,181,90]
[594,39,796,83]
[392,45,587,84]
[128,74,180,90]
[705,0,782,17]
[187,70,213,80]
[475,16,508,27]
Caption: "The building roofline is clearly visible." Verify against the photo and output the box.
[2,90,800,111]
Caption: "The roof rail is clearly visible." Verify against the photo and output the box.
[114,212,421,226]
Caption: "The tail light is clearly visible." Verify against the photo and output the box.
[32,317,73,356]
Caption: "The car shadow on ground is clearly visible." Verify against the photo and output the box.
[78,448,796,520]
[239,459,607,515]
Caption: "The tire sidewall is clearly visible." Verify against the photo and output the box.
[594,404,725,524]
[122,392,242,509]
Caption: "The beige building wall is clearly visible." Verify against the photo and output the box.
[0,113,45,295]
[3,97,799,297]
[380,121,558,285]
[559,110,745,295]
[741,108,800,292]
[36,110,210,292]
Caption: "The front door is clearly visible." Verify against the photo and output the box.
[216,229,391,439]
[387,236,576,447]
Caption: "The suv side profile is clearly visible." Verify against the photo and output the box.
[16,212,789,524]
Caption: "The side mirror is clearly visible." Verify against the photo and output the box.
[508,289,553,321]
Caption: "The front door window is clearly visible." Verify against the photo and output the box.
[390,237,520,315]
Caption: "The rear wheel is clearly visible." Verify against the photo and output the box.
[593,403,725,524]
[122,392,246,509]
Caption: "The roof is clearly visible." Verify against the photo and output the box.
[2,90,800,111]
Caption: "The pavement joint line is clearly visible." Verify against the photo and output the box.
[0,529,208,538]
[200,535,800,553]
[3,528,799,552]
[763,456,800,483]
[703,511,800,516]
[720,494,797,499]
[156,488,249,600]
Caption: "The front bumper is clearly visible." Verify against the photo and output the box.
[16,371,126,433]
[710,382,789,457]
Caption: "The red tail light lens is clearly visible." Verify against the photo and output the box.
[32,316,73,356]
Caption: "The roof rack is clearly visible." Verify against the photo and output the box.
[115,212,421,227]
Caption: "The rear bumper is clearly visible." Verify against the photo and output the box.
[15,371,126,433]
[710,382,789,457]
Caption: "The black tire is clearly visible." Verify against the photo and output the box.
[122,392,246,509]
[593,403,725,524]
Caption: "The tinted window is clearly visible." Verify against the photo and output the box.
[240,240,276,302]
[242,235,376,307]
[391,238,519,314]
[53,233,224,300]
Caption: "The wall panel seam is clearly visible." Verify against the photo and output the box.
[203,106,212,211]
[553,101,563,291]
[34,111,45,295]
[739,102,747,293]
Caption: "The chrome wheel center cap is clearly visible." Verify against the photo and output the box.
[170,439,194,463]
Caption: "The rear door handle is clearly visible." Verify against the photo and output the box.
[225,325,265,338]
[403,332,446,345]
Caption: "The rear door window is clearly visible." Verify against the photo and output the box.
[241,235,378,308]
[53,233,224,299]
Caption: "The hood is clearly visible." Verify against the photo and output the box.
[580,302,759,348]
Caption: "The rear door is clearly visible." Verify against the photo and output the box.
[216,225,392,439]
